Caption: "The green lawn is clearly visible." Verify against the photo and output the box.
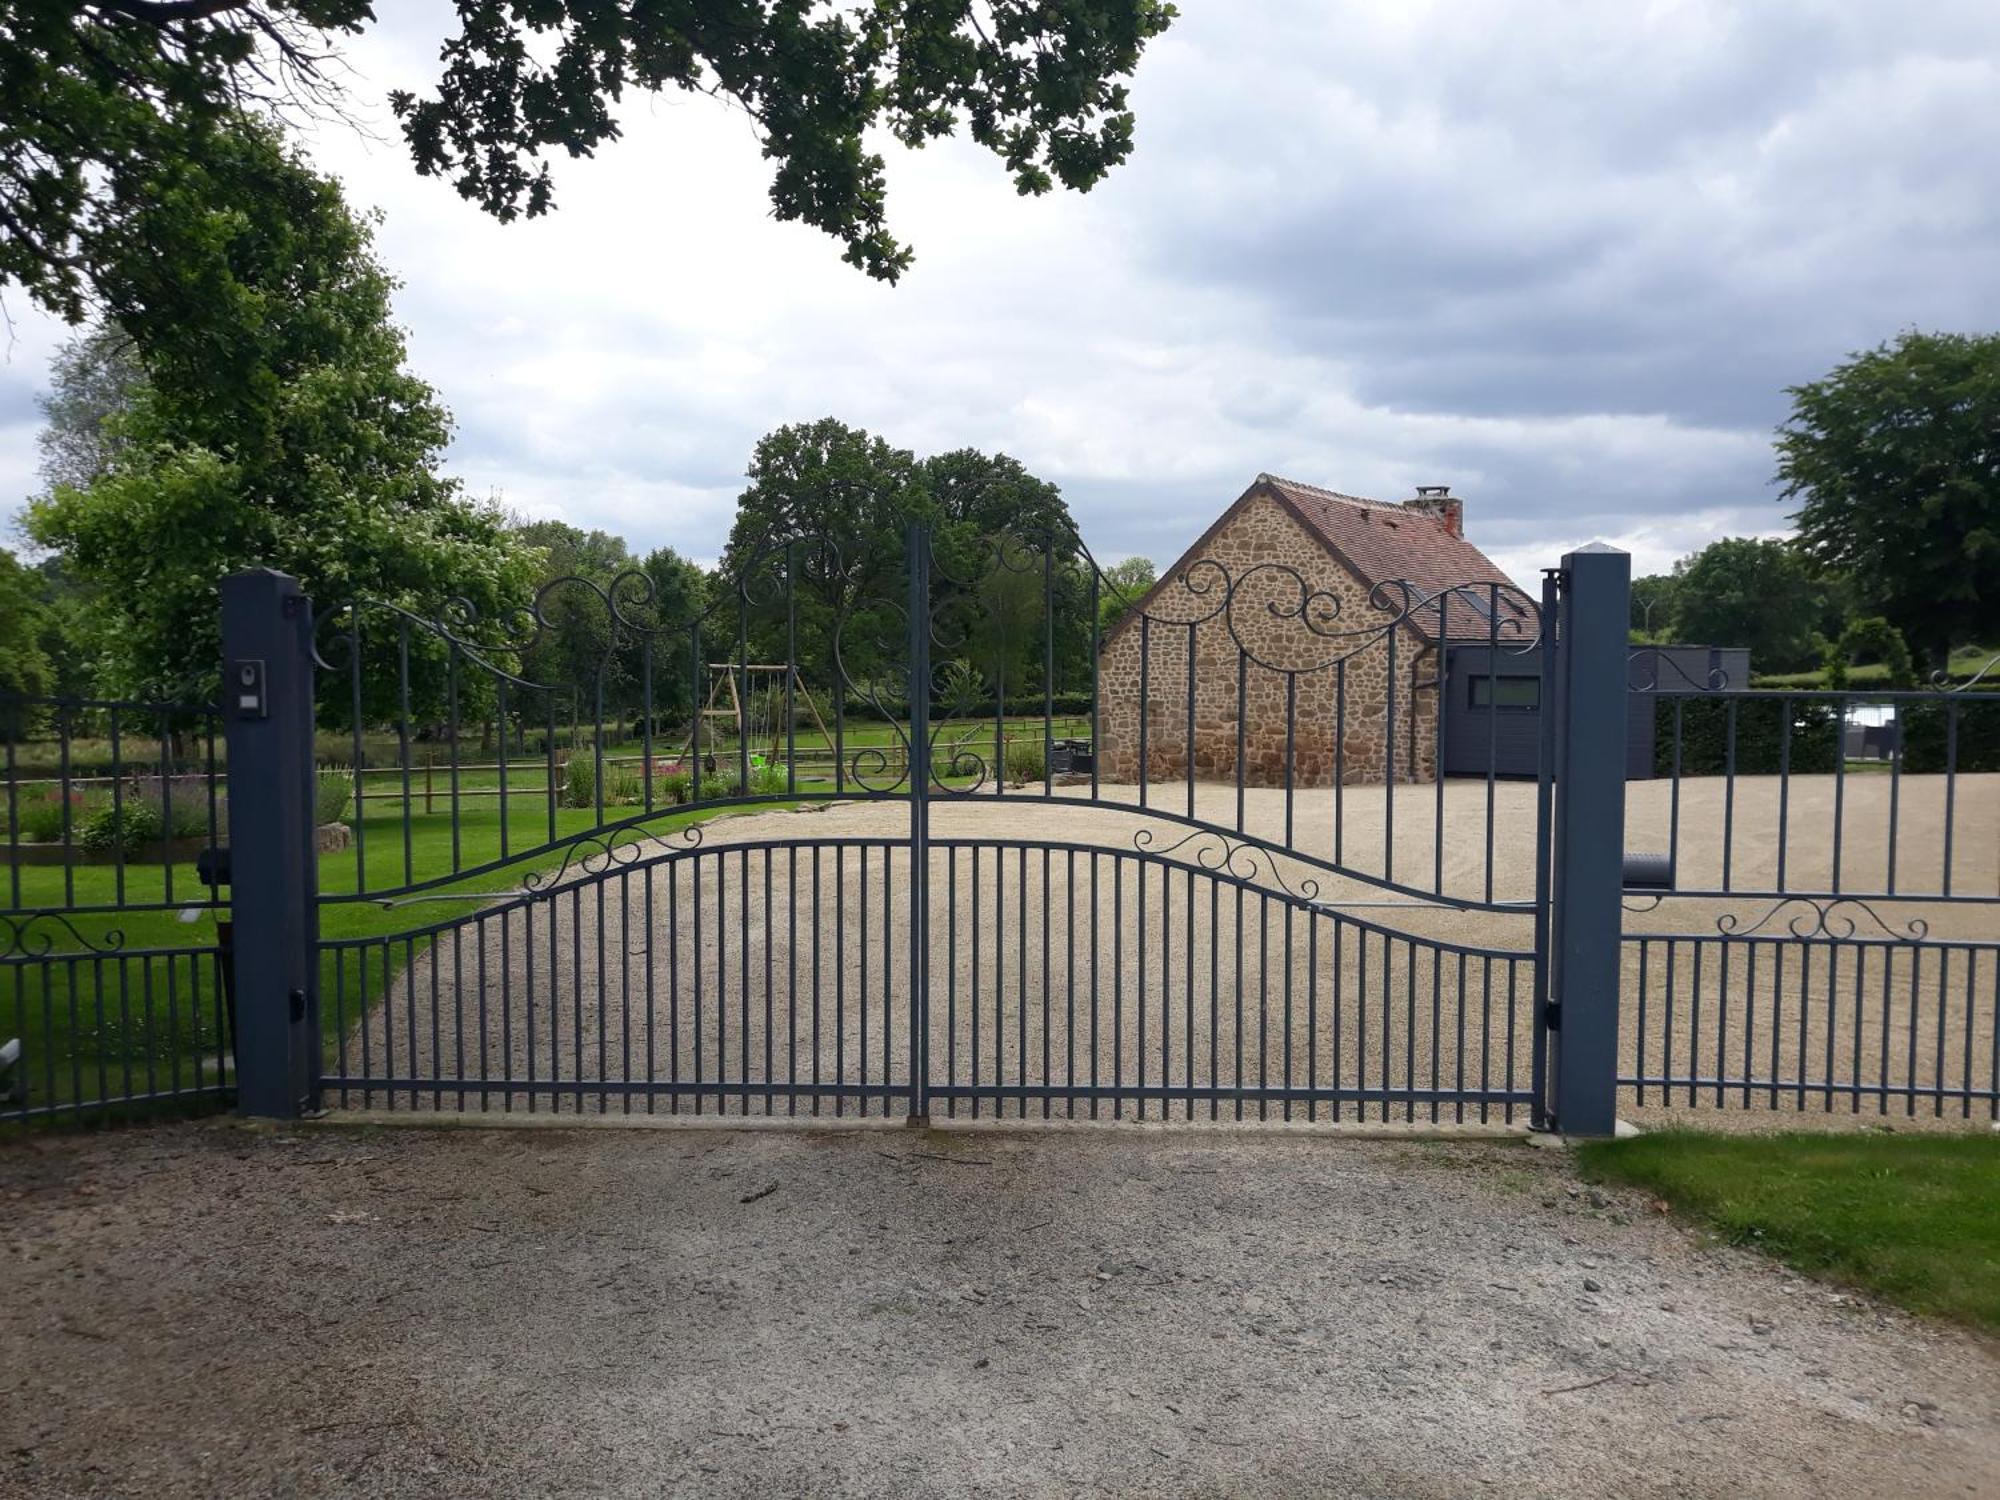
[1752,643,1998,691]
[5,711,1092,1115]
[4,793,807,1116]
[1577,1131,2000,1333]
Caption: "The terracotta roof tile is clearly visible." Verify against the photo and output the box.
[1261,475,1530,642]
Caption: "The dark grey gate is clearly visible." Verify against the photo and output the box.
[3,527,1646,1133]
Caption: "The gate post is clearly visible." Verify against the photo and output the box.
[905,525,931,1123]
[1550,543,1630,1136]
[220,569,321,1118]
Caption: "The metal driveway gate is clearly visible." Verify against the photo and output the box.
[5,528,1642,1132]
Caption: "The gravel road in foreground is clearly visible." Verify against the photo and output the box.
[3,1120,1995,1498]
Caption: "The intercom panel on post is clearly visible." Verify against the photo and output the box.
[232,658,268,719]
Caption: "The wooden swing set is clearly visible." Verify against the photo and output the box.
[680,663,834,771]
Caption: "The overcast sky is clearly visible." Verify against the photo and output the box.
[4,1,1998,584]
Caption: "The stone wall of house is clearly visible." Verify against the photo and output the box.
[1096,493,1439,787]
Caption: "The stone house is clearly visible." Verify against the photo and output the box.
[1096,474,1526,787]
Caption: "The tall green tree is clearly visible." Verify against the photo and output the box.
[719,420,1084,700]
[1097,556,1156,634]
[1669,538,1831,673]
[0,551,55,728]
[24,120,536,712]
[3,2,1174,318]
[1778,331,2000,666]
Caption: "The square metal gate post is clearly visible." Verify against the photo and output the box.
[220,569,322,1118]
[905,524,932,1122]
[1549,544,1630,1136]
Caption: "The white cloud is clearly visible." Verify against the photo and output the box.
[4,0,1998,583]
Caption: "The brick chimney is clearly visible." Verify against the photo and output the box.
[1403,484,1463,538]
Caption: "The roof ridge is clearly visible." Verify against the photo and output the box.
[1257,473,1403,511]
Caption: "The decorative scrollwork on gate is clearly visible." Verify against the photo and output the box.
[1712,897,1929,943]
[521,823,706,897]
[1,912,129,960]
[1627,649,1732,693]
[1132,826,1323,903]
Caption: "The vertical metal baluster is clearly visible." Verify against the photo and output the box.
[1688,941,1703,1108]
[1283,901,1295,1122]
[964,852,972,1120]
[1876,940,1896,1116]
[1256,894,1269,1121]
[1113,855,1124,1119]
[1135,852,1145,1120]
[857,846,867,1118]
[1831,691,1847,893]
[109,708,125,907]
[1717,937,1732,1108]
[1043,536,1055,799]
[1089,570,1102,802]
[1156,857,1168,1122]
[1185,623,1197,821]
[1233,883,1245,1121]
[947,846,958,1120]
[811,847,823,1115]
[1234,651,1247,833]
[1210,880,1220,1122]
[1284,672,1298,852]
[693,851,704,1115]
[1942,701,1958,896]
[1776,698,1792,891]
[1906,944,1923,1118]
[1385,629,1397,887]
[448,647,462,873]
[1067,849,1078,1121]
[1960,944,1976,1119]
[1043,847,1053,1119]
[1484,586,1499,906]
[1017,847,1027,1120]
[1136,616,1152,816]
[1404,937,1417,1123]
[1334,662,1346,869]
[992,843,1003,1116]
[1477,947,1492,1123]
[1354,928,1367,1122]
[1660,939,1675,1108]
[397,621,414,888]
[787,848,797,1116]
[496,680,511,859]
[1721,698,1737,892]
[1886,696,1903,895]
[785,544,798,798]
[1933,946,1949,1119]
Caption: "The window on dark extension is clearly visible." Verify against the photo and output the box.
[1468,675,1540,710]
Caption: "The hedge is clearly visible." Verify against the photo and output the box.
[1901,685,2000,773]
[1654,697,1840,777]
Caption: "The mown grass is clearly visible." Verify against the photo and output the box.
[3,792,808,1116]
[1751,643,1998,691]
[1577,1130,2000,1333]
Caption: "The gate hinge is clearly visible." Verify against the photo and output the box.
[1541,1000,1561,1032]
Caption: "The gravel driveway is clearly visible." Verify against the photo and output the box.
[335,776,1999,1129]
[3,1120,1995,1498]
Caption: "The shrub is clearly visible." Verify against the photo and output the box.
[750,762,787,796]
[314,768,354,825]
[657,769,692,805]
[14,788,96,843]
[698,771,738,802]
[1653,697,1840,777]
[602,763,644,806]
[1901,687,2000,773]
[560,755,595,809]
[1004,738,1046,782]
[77,798,163,855]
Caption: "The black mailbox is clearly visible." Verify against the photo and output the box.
[1622,851,1673,891]
[196,845,233,888]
